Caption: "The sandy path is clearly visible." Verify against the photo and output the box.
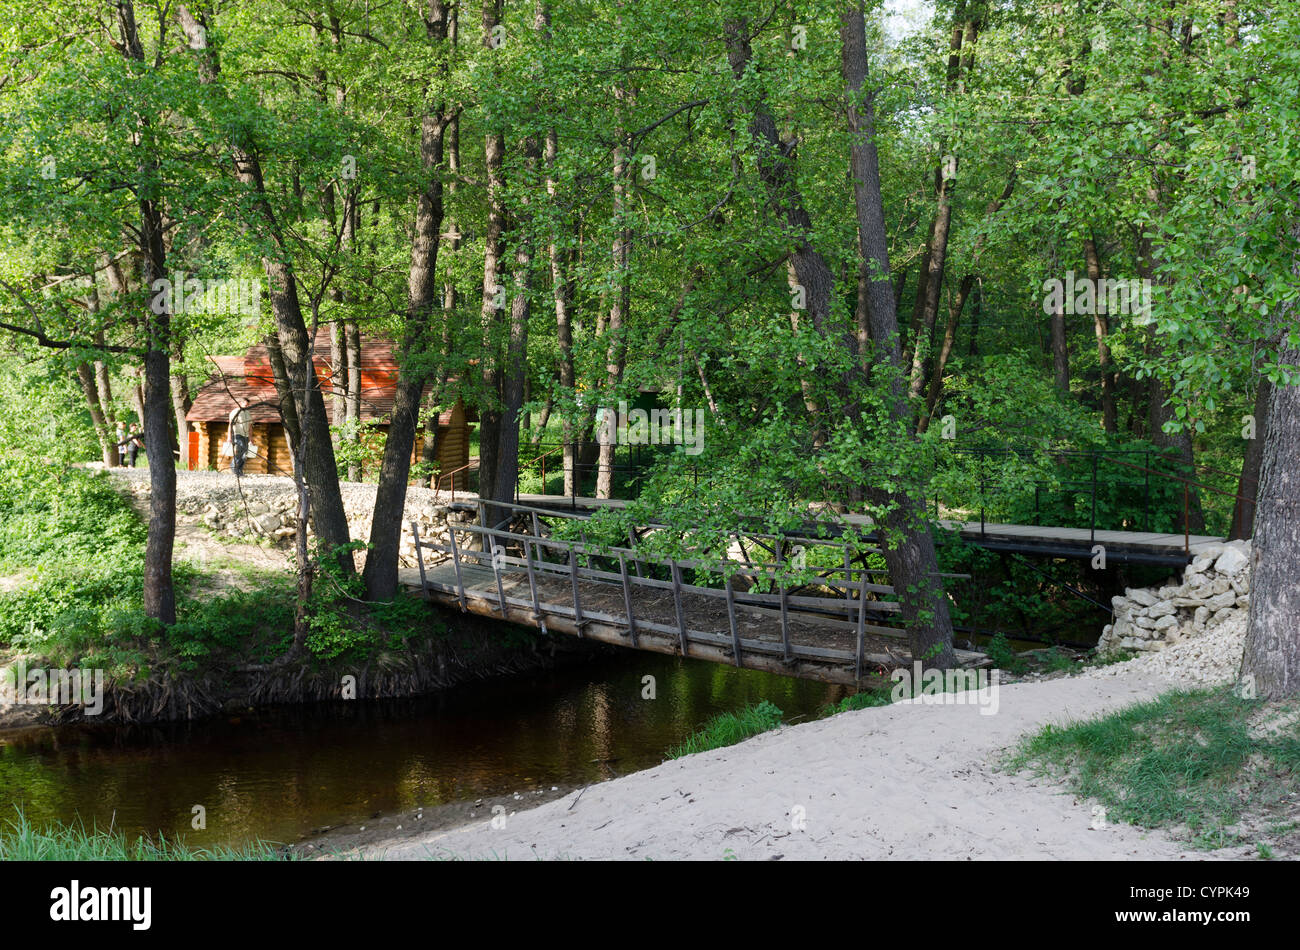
[366,671,1225,861]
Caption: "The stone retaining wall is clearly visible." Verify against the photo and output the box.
[111,470,478,568]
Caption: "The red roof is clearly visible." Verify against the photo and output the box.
[186,328,469,426]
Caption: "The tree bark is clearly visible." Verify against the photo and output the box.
[841,3,956,671]
[76,362,117,467]
[1230,375,1271,540]
[1241,339,1300,698]
[346,319,361,480]
[1050,294,1070,394]
[118,0,176,624]
[906,4,975,403]
[179,4,352,572]
[595,80,632,500]
[362,1,453,601]
[1084,236,1117,431]
[477,0,507,510]
[495,135,540,509]
[169,337,191,469]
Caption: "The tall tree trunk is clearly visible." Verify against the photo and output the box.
[362,2,453,601]
[595,81,632,500]
[1230,375,1271,540]
[170,338,191,469]
[179,4,352,572]
[1084,236,1117,431]
[422,109,460,487]
[477,0,507,511]
[264,332,301,450]
[841,3,956,671]
[1241,340,1300,697]
[118,0,176,624]
[544,122,580,495]
[345,319,362,480]
[906,4,974,403]
[1050,294,1070,394]
[919,272,974,428]
[495,133,540,509]
[76,362,117,467]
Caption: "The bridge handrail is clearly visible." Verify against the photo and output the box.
[410,518,907,681]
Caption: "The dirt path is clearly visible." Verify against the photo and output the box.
[361,670,1242,861]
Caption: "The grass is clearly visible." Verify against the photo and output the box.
[667,700,784,759]
[0,808,286,861]
[819,685,895,717]
[0,465,450,679]
[1007,687,1300,851]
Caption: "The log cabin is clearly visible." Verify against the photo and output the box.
[184,330,475,486]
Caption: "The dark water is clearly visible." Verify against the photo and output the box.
[0,653,846,848]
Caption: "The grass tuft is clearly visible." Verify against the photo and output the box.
[1007,687,1300,850]
[668,700,783,759]
[0,808,286,861]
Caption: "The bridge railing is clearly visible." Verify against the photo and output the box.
[410,511,913,682]
[937,445,1252,552]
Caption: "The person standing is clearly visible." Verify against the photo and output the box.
[126,422,143,468]
[229,398,251,476]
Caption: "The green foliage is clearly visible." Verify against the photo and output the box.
[983,632,1028,675]
[667,700,784,759]
[819,686,894,717]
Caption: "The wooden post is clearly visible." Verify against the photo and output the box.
[531,509,542,543]
[776,538,792,662]
[491,533,508,618]
[628,527,644,578]
[619,553,638,646]
[670,559,689,656]
[725,573,742,668]
[568,544,585,637]
[524,538,547,634]
[855,566,868,682]
[842,545,852,597]
[448,521,467,612]
[843,547,854,621]
[411,521,428,597]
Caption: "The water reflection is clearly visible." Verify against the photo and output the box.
[0,653,845,847]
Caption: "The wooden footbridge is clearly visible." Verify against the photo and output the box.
[504,496,1222,568]
[402,499,994,686]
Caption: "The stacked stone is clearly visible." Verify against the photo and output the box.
[112,469,472,568]
[1097,540,1251,656]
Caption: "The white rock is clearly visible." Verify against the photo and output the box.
[1207,591,1236,611]
[1214,546,1249,576]
[1128,589,1159,608]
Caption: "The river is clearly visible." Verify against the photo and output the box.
[0,652,846,849]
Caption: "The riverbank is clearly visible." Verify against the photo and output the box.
[0,466,608,728]
[359,669,1239,860]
